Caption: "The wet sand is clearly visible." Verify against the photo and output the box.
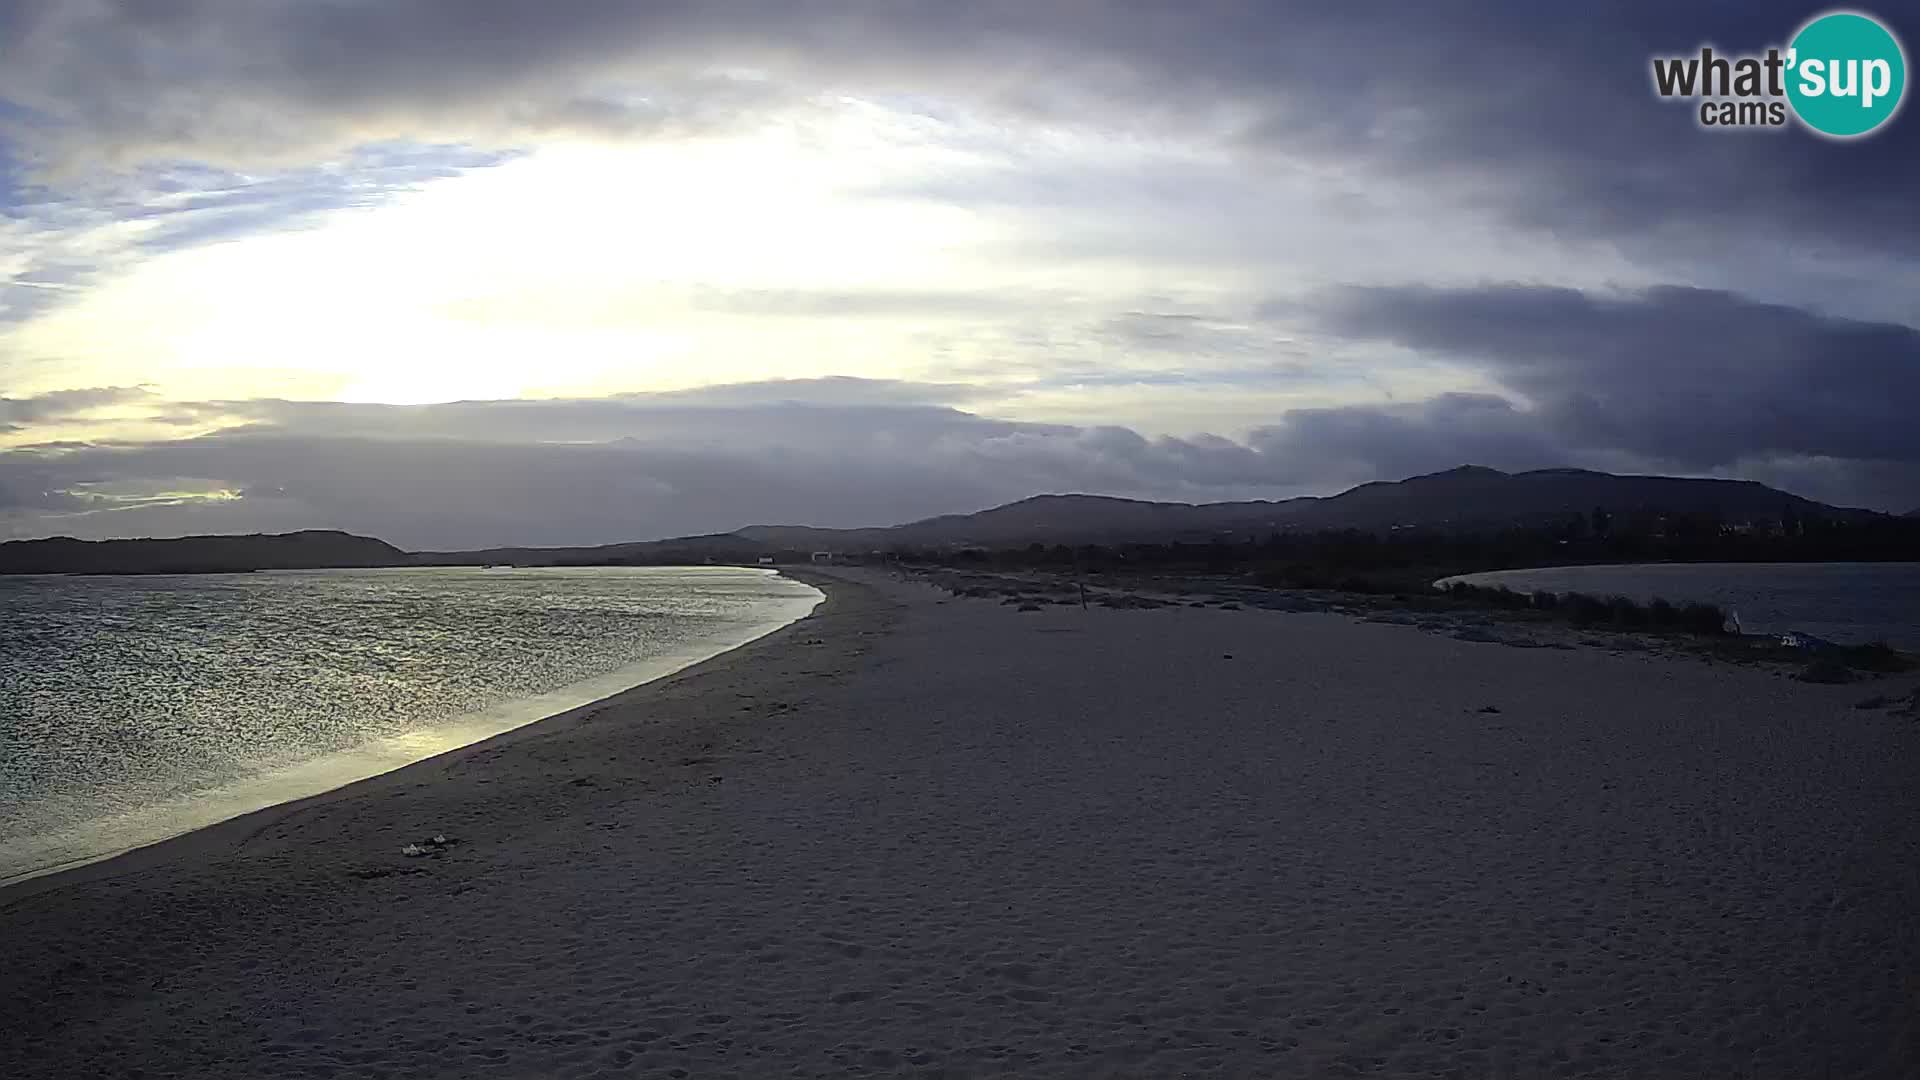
[4,567,1917,1078]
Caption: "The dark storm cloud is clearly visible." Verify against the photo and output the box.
[3,372,1914,547]
[0,378,1402,546]
[1,1,1910,255]
[0,386,1272,546]
[1313,283,1920,470]
[1217,2,1920,257]
[1247,394,1569,487]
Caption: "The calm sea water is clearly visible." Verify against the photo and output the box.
[1441,562,1920,648]
[0,566,820,883]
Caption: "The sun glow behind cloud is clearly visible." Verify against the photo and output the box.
[12,105,1030,406]
[7,92,1677,433]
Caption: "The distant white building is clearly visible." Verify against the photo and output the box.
[757,556,775,565]
[810,551,834,563]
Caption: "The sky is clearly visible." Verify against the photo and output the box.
[1,1,1916,549]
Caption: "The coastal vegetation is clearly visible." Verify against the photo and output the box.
[888,508,1920,584]
[891,517,1920,673]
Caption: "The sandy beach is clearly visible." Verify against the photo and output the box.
[4,567,1918,1079]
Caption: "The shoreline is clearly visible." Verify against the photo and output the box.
[6,566,1915,1078]
[0,568,839,905]
[1438,561,1920,651]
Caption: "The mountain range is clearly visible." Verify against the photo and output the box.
[427,465,1875,565]
[730,466,1862,551]
[0,466,1891,575]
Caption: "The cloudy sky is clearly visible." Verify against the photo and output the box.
[2,1,1915,548]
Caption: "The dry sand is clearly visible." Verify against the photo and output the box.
[4,567,1918,1079]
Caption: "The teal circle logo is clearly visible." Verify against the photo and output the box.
[1786,11,1907,137]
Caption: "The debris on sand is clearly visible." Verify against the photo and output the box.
[402,834,458,857]
[349,865,428,880]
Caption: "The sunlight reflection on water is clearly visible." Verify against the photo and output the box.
[0,566,819,882]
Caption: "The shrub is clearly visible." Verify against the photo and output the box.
[1445,583,1529,609]
[1564,592,1609,624]
[1677,603,1729,635]
[1431,583,1728,637]
[1607,595,1648,627]
[1834,641,1913,673]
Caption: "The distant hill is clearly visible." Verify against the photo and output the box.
[5,467,1884,573]
[415,465,1889,563]
[735,466,1871,551]
[735,494,1289,550]
[411,533,769,568]
[0,531,410,576]
[1264,465,1862,535]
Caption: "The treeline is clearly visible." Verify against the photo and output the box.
[889,511,1920,588]
[1437,582,1728,634]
